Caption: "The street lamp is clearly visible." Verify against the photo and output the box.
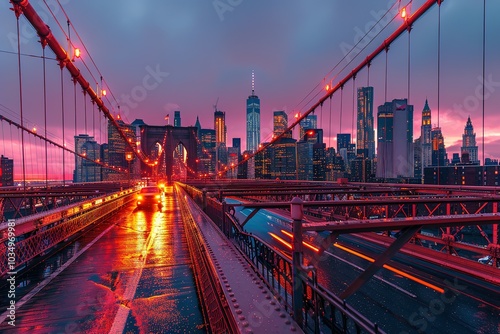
[125,151,134,186]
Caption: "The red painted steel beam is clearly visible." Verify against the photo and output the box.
[301,213,500,233]
[227,196,500,209]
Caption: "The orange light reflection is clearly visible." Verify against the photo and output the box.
[333,243,444,294]
[280,230,319,252]
[268,232,292,249]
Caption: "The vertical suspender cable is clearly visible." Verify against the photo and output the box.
[328,95,332,148]
[385,47,389,103]
[60,66,66,186]
[42,45,48,188]
[339,86,344,135]
[1,122,5,154]
[84,92,87,134]
[437,2,441,128]
[352,77,356,146]
[74,80,77,140]
[437,1,441,185]
[320,102,323,129]
[407,28,411,105]
[367,62,371,86]
[481,0,486,170]
[16,13,26,190]
[92,101,95,139]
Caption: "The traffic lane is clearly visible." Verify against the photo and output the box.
[0,198,203,333]
[122,187,204,333]
[0,205,137,333]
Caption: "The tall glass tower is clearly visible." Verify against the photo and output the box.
[246,71,260,152]
[376,99,414,178]
[214,110,226,145]
[356,87,375,159]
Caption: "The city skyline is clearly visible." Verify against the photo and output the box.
[1,1,500,180]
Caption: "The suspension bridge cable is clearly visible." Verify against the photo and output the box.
[367,62,371,86]
[437,1,441,185]
[385,47,388,103]
[84,92,87,134]
[43,44,48,187]
[74,80,77,139]
[407,25,411,105]
[482,0,486,168]
[0,114,125,175]
[0,49,56,60]
[340,86,344,134]
[437,1,441,129]
[56,0,122,111]
[292,0,402,114]
[92,101,95,139]
[352,76,356,146]
[60,67,66,185]
[16,11,26,190]
[328,95,332,148]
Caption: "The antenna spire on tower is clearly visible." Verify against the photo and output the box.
[251,70,255,95]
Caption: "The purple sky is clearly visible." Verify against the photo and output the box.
[1,0,500,178]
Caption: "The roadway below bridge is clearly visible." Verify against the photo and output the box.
[230,200,500,334]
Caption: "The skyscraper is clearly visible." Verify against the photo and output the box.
[200,129,216,175]
[337,133,350,153]
[73,134,102,183]
[246,71,260,152]
[214,110,226,145]
[356,87,375,158]
[420,99,432,168]
[337,133,351,170]
[273,110,288,137]
[299,114,317,139]
[297,129,324,180]
[0,155,14,187]
[376,99,414,178]
[431,127,447,167]
[271,136,297,180]
[461,116,479,164]
[106,116,135,180]
[174,111,181,127]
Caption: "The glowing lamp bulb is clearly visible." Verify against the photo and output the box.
[325,84,330,91]
[74,48,81,58]
[102,89,107,96]
[401,7,407,19]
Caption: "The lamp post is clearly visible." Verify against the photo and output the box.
[125,151,134,186]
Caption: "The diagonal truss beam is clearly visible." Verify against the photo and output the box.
[340,225,422,300]
[240,207,261,228]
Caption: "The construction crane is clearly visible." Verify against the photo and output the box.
[213,97,219,112]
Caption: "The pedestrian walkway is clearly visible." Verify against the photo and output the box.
[178,186,303,333]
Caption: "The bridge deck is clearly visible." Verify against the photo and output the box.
[1,188,205,333]
[181,187,303,333]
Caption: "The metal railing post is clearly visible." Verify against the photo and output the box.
[291,197,304,327]
[202,188,207,212]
